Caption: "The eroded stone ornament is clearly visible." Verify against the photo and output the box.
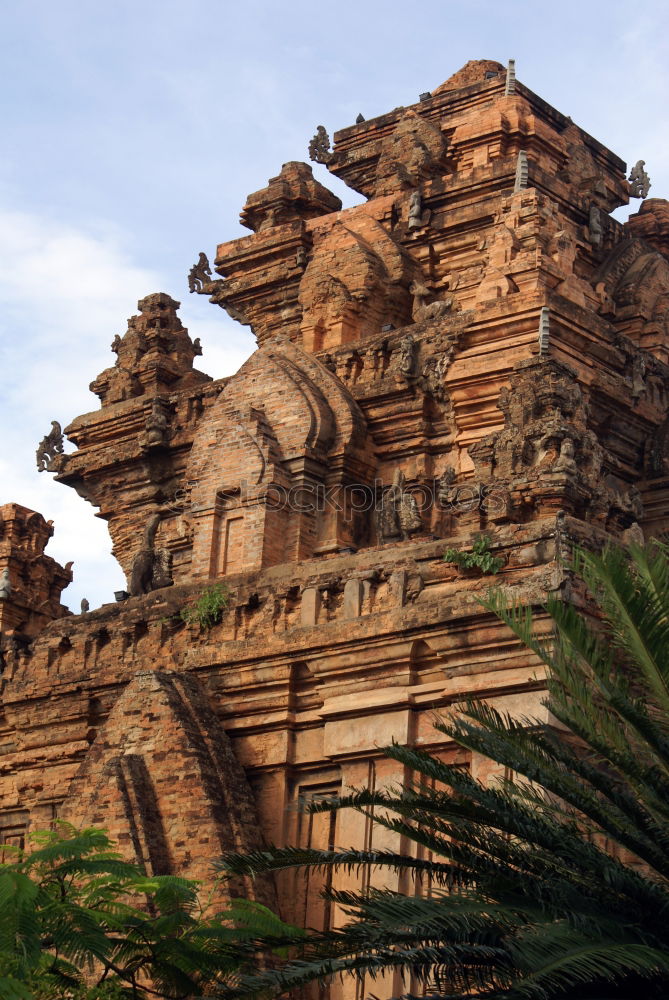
[629,160,651,199]
[36,421,64,472]
[0,568,11,601]
[376,469,423,543]
[188,252,212,293]
[308,125,332,165]
[129,512,173,596]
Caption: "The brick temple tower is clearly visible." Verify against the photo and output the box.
[2,59,669,979]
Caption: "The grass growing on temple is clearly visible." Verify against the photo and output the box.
[219,541,669,999]
[0,824,295,1000]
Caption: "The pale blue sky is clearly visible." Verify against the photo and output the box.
[2,0,668,610]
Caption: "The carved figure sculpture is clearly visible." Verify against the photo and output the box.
[188,253,212,293]
[129,513,173,596]
[0,569,11,601]
[408,190,423,230]
[396,334,416,379]
[421,349,454,401]
[145,400,169,446]
[36,421,64,472]
[376,470,423,542]
[410,281,453,322]
[437,466,457,507]
[629,160,651,199]
[308,126,332,165]
[588,205,603,248]
[554,437,577,474]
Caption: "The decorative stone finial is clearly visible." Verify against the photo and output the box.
[505,58,516,96]
[629,160,651,199]
[308,125,332,165]
[538,307,550,356]
[188,252,212,293]
[36,421,64,473]
[80,597,89,613]
[355,113,365,124]
[514,150,528,192]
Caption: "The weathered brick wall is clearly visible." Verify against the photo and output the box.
[3,61,669,996]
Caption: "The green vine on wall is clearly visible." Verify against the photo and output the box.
[180,583,230,629]
[443,534,505,575]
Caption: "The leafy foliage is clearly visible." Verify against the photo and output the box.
[218,541,669,999]
[444,534,505,575]
[180,582,229,629]
[0,824,293,999]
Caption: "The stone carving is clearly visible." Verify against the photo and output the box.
[468,358,606,526]
[554,437,577,474]
[514,151,528,192]
[376,470,423,542]
[129,513,173,596]
[504,58,516,96]
[588,205,603,248]
[308,125,332,165]
[145,399,169,447]
[396,334,416,380]
[410,281,452,322]
[420,346,455,402]
[355,113,365,124]
[36,421,64,472]
[538,306,550,356]
[437,466,457,507]
[0,569,11,601]
[629,160,651,199]
[80,598,89,614]
[188,253,212,293]
[631,355,646,402]
[408,190,423,229]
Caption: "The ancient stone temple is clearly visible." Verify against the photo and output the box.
[2,57,669,984]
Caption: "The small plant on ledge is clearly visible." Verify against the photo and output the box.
[443,533,505,575]
[180,582,230,629]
